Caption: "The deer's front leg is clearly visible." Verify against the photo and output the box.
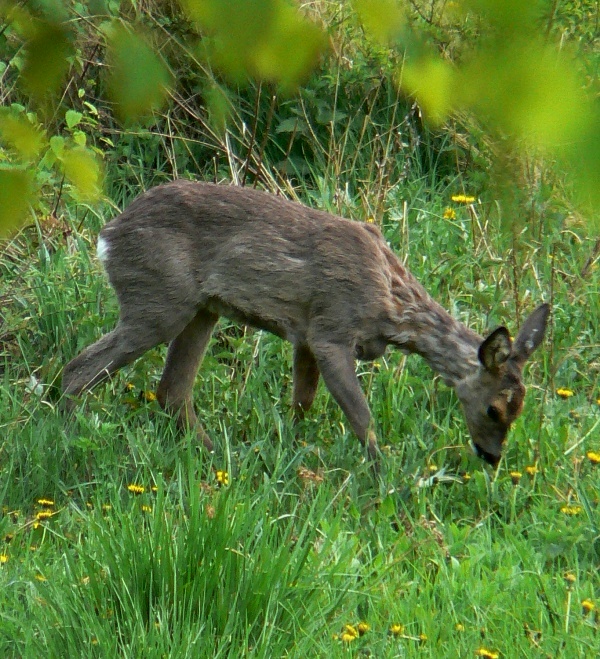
[310,342,379,463]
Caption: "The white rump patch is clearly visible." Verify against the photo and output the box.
[96,236,110,263]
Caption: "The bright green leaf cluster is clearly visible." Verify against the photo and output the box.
[181,0,326,92]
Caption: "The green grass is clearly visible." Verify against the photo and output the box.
[1,171,598,657]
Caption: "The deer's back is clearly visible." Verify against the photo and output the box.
[99,180,397,346]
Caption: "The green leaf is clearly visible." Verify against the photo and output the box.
[458,39,591,147]
[182,0,326,91]
[49,135,65,158]
[72,130,87,146]
[65,110,83,129]
[106,24,173,121]
[204,83,231,136]
[400,55,455,125]
[0,167,35,235]
[0,110,47,160]
[60,146,103,201]
[354,0,405,44]
[21,19,74,100]
[379,494,396,518]
[275,117,306,134]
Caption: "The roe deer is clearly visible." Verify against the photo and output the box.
[62,180,549,467]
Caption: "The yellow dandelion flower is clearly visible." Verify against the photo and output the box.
[36,510,53,520]
[582,599,595,614]
[125,382,135,391]
[0,554,8,564]
[35,574,47,582]
[427,463,438,472]
[390,623,404,636]
[476,649,499,659]
[366,217,375,223]
[357,621,370,635]
[451,194,476,204]
[141,505,152,513]
[443,207,457,220]
[455,623,465,632]
[419,633,428,642]
[151,485,158,492]
[37,498,54,507]
[525,465,538,476]
[560,505,582,515]
[127,484,145,494]
[556,388,574,399]
[510,471,522,484]
[596,398,600,405]
[216,470,229,486]
[564,572,576,584]
[143,391,157,402]
[343,624,359,638]
[586,451,600,465]
[102,504,112,512]
[462,472,471,482]
[341,632,357,643]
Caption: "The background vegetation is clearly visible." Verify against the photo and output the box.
[1,1,599,656]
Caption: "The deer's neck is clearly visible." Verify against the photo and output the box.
[385,261,482,387]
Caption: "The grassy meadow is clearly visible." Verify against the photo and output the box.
[1,4,600,658]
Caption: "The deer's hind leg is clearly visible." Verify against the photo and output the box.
[63,264,201,405]
[292,344,320,421]
[62,321,172,399]
[156,309,219,451]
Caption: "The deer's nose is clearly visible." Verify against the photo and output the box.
[472,443,500,467]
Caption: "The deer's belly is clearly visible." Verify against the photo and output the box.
[206,297,293,341]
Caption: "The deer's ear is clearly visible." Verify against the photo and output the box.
[512,303,550,365]
[478,327,512,372]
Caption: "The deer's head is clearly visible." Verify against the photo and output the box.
[455,304,550,466]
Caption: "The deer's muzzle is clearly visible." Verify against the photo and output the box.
[472,442,501,467]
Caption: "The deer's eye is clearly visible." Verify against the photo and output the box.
[487,405,500,423]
